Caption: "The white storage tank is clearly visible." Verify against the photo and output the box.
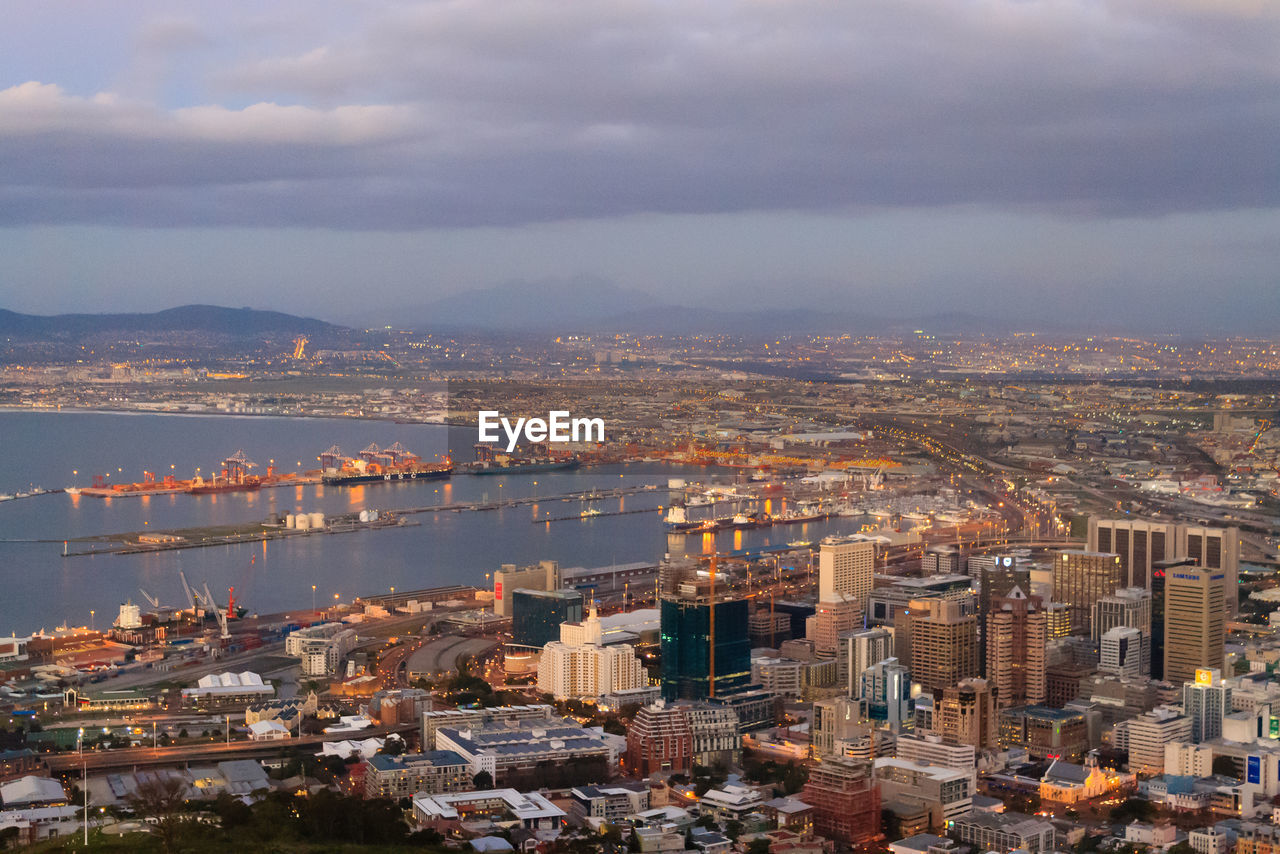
[358,510,369,523]
[295,515,311,531]
[285,513,295,528]
[309,512,325,528]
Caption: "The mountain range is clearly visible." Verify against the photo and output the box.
[0,305,342,339]
[401,280,1019,336]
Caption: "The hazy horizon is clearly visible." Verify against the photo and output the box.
[2,1,1278,334]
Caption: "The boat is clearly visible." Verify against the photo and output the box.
[322,463,452,486]
[320,442,454,486]
[664,503,708,532]
[580,508,602,518]
[731,512,768,529]
[65,487,82,496]
[468,458,580,475]
[0,494,12,502]
[788,540,813,548]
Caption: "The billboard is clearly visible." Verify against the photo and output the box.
[1248,755,1262,785]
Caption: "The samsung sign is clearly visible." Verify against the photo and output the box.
[1248,755,1262,785]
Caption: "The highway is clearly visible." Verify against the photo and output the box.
[44,723,417,774]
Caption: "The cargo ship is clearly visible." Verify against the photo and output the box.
[464,443,579,475]
[319,442,453,486]
[469,458,579,475]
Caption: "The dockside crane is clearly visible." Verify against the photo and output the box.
[178,569,200,617]
[202,582,230,639]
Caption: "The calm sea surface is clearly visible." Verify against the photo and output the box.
[0,411,865,635]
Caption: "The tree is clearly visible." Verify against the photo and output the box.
[379,735,407,756]
[725,819,743,840]
[127,774,192,854]
[1109,797,1156,824]
[628,828,641,852]
[746,839,772,854]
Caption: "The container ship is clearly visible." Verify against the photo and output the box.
[464,443,580,475]
[319,442,453,486]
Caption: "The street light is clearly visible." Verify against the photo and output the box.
[312,585,316,613]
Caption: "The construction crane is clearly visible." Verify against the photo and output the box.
[138,589,161,609]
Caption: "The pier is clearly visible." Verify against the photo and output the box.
[56,484,657,558]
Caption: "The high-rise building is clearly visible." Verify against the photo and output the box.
[1089,518,1240,617]
[1045,602,1071,639]
[748,607,791,648]
[812,696,873,760]
[1124,707,1192,774]
[800,757,881,845]
[970,554,1026,672]
[997,706,1088,762]
[659,562,751,701]
[1182,525,1241,617]
[819,539,876,612]
[841,628,893,696]
[987,589,1047,707]
[1183,669,1232,744]
[867,575,974,628]
[493,560,560,617]
[1092,587,1153,675]
[1088,518,1174,589]
[861,657,912,732]
[900,598,979,693]
[1099,627,1143,680]
[1151,557,1195,681]
[807,596,861,659]
[1164,565,1225,685]
[537,606,647,701]
[934,678,998,750]
[511,589,583,648]
[923,546,962,576]
[1051,550,1124,636]
[623,700,693,777]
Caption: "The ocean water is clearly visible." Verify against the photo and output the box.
[0,411,862,635]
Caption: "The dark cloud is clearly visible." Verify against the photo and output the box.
[1,0,1278,229]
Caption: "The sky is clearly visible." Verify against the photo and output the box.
[0,0,1277,332]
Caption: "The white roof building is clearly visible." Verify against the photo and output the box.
[317,738,385,760]
[0,776,67,808]
[181,671,274,699]
[413,788,565,838]
[247,720,290,741]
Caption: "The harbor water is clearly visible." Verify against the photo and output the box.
[0,411,868,635]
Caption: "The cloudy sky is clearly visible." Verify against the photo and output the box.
[1,0,1277,331]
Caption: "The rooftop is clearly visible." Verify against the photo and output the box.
[413,788,566,822]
